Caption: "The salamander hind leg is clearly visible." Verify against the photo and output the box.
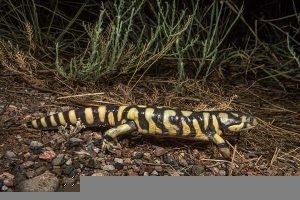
[207,132,231,160]
[102,121,137,153]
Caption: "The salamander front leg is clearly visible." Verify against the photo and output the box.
[102,121,137,153]
[207,132,231,159]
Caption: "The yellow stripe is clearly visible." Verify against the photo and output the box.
[192,119,208,140]
[218,113,229,124]
[127,107,138,120]
[203,112,210,130]
[108,112,115,126]
[181,111,192,117]
[117,106,127,122]
[50,115,57,126]
[231,112,239,117]
[163,110,179,135]
[58,112,66,125]
[181,119,191,136]
[69,110,77,124]
[85,108,94,125]
[212,114,222,135]
[31,120,38,128]
[145,108,162,134]
[98,106,106,122]
[40,117,47,128]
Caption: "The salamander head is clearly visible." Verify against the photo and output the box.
[218,112,258,132]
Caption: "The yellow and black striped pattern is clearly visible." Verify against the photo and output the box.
[25,105,258,159]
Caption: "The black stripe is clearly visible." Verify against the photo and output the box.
[53,113,61,126]
[75,108,86,125]
[194,112,206,136]
[170,109,182,136]
[137,107,149,131]
[151,107,165,134]
[208,113,216,133]
[36,118,42,129]
[185,112,196,137]
[63,110,71,125]
[45,115,52,128]
[92,107,100,125]
[26,121,33,128]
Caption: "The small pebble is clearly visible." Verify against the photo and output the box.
[151,170,159,176]
[29,141,44,151]
[128,170,138,176]
[114,158,124,170]
[143,172,149,176]
[69,138,83,147]
[219,170,226,176]
[39,150,56,161]
[5,151,16,159]
[191,165,205,176]
[3,179,14,187]
[143,152,151,160]
[1,185,8,191]
[21,161,34,169]
[154,166,163,172]
[52,154,65,166]
[25,170,36,179]
[65,158,72,166]
[132,152,143,159]
[23,152,31,160]
[102,165,115,171]
[154,147,166,157]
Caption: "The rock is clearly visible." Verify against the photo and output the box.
[21,161,34,169]
[65,158,72,166]
[114,158,124,170]
[0,172,15,180]
[143,152,151,160]
[162,154,179,168]
[151,170,159,176]
[29,141,44,151]
[154,147,166,157]
[219,170,226,176]
[23,152,31,160]
[3,178,14,187]
[128,170,138,176]
[154,166,163,172]
[5,151,16,159]
[132,152,143,159]
[35,166,47,176]
[102,165,115,171]
[143,172,149,176]
[63,166,76,177]
[25,170,36,178]
[39,150,56,161]
[52,154,65,166]
[124,158,132,164]
[92,170,108,176]
[69,138,83,147]
[1,185,8,191]
[191,165,205,176]
[17,171,59,192]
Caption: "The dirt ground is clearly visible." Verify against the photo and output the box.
[0,71,300,191]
